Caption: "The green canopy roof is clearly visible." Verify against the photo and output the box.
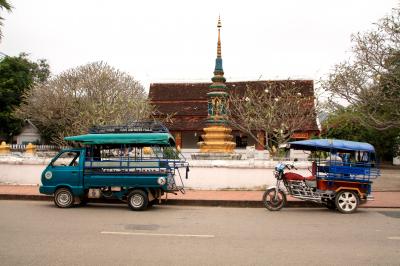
[65,133,175,146]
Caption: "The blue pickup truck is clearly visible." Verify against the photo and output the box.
[39,122,189,211]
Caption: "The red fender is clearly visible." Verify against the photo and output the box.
[284,172,315,181]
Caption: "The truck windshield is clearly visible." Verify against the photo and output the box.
[53,151,80,167]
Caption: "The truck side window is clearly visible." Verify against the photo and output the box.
[53,152,80,167]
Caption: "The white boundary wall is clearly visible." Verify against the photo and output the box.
[0,157,311,190]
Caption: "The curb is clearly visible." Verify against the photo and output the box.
[163,199,321,208]
[0,194,397,208]
[0,194,52,201]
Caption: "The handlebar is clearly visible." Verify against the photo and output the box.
[286,163,297,171]
[275,161,298,173]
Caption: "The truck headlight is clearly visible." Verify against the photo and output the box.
[157,177,167,185]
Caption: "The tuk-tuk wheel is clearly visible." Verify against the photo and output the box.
[263,188,286,211]
[335,190,359,214]
[54,188,74,208]
[127,190,148,211]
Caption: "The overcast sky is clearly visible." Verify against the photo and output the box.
[1,0,399,89]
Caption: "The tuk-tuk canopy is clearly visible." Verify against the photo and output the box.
[289,139,375,153]
[65,132,176,146]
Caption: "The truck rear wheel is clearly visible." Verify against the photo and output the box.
[54,188,74,208]
[127,190,148,211]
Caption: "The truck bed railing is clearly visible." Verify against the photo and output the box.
[89,121,169,134]
[83,158,187,175]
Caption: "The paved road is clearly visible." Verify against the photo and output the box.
[0,201,399,266]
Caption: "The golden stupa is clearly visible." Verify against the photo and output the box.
[195,17,239,158]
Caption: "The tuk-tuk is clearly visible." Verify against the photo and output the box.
[39,122,189,211]
[263,139,379,214]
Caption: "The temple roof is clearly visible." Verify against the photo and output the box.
[149,80,314,101]
[149,80,319,132]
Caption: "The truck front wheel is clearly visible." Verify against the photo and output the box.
[127,190,148,211]
[54,188,74,208]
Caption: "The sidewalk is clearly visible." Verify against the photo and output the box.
[0,185,399,208]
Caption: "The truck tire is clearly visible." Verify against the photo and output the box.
[127,190,148,211]
[54,188,74,208]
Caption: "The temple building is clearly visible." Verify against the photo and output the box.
[149,18,319,150]
[149,80,318,150]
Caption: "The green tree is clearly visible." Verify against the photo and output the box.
[0,53,50,141]
[0,0,13,40]
[16,62,153,145]
[321,108,400,161]
[321,7,400,131]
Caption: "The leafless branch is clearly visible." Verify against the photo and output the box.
[15,62,153,145]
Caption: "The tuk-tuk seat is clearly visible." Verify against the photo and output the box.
[285,172,315,181]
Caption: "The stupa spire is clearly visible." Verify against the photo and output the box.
[212,15,226,86]
[217,15,222,58]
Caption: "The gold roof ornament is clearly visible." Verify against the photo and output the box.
[217,16,222,58]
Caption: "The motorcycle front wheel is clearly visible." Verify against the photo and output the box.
[262,188,286,211]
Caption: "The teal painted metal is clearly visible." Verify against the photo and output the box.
[39,148,85,196]
[64,132,175,146]
[39,133,188,208]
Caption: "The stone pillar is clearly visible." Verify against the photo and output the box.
[25,143,37,155]
[256,131,265,150]
[0,141,10,154]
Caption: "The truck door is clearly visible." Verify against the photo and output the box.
[49,150,83,189]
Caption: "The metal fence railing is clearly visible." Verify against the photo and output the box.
[9,144,70,152]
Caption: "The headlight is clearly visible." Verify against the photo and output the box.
[157,177,167,185]
[44,171,53,180]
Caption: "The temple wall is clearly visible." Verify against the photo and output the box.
[0,159,311,190]
[182,131,200,149]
